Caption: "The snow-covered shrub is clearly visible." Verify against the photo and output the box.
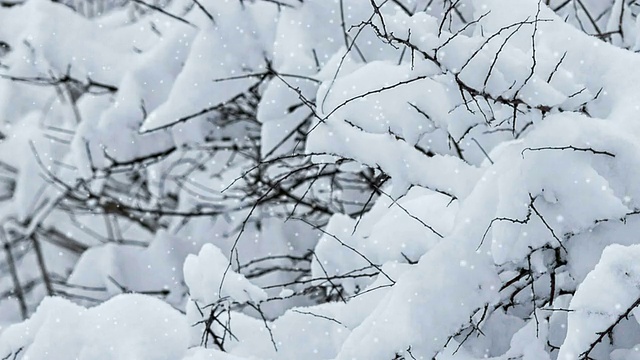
[2,0,640,359]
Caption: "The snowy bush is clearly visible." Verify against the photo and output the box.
[2,0,640,359]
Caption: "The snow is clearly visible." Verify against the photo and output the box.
[0,294,188,360]
[335,242,499,360]
[68,230,199,306]
[311,188,457,294]
[183,348,257,360]
[2,0,640,359]
[559,244,640,360]
[140,2,276,132]
[184,243,267,304]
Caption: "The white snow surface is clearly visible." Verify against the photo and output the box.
[0,294,188,360]
[2,0,640,359]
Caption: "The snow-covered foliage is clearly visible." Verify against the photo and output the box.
[1,0,640,359]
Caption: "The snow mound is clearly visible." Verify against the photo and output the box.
[0,294,188,360]
[184,244,267,304]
